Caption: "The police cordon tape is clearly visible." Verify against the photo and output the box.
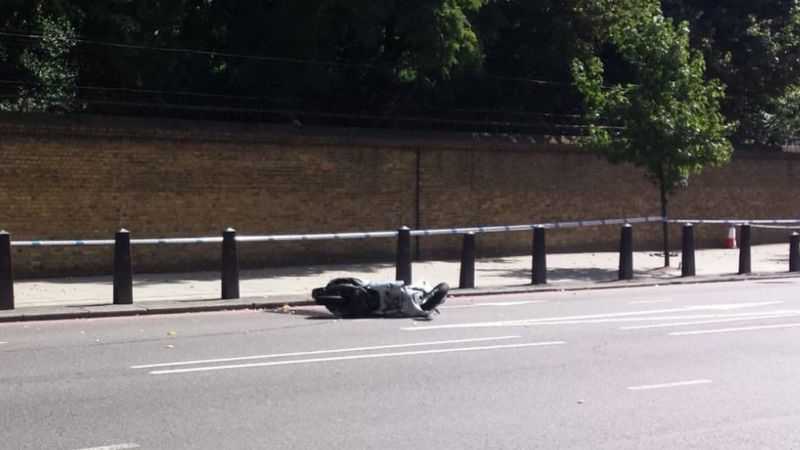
[8,216,799,247]
[669,219,800,226]
[10,216,665,247]
[12,216,800,247]
[11,237,222,247]
[4,215,800,312]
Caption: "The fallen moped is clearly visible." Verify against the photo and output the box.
[312,278,448,318]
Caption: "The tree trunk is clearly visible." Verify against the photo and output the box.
[660,182,670,267]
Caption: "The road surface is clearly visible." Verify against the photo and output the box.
[2,279,800,449]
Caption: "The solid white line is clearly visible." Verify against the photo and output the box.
[0,342,8,345]
[402,303,784,331]
[621,312,800,330]
[74,444,140,450]
[510,311,800,327]
[149,341,566,375]
[443,300,547,309]
[670,323,800,336]
[628,379,712,391]
[131,335,521,369]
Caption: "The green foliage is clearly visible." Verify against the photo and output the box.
[571,0,735,195]
[749,86,800,146]
[1,9,80,113]
[663,1,800,145]
[0,0,795,144]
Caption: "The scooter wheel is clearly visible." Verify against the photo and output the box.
[421,283,449,311]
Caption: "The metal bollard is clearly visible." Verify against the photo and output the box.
[790,232,800,272]
[396,226,412,284]
[221,228,240,299]
[618,224,633,280]
[532,226,547,285]
[113,228,133,305]
[0,231,13,310]
[738,225,751,275]
[681,224,695,277]
[459,232,476,289]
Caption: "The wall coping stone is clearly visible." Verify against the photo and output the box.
[0,112,583,152]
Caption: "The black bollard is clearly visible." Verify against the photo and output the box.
[459,232,476,289]
[221,228,240,299]
[113,228,133,305]
[618,224,633,280]
[790,232,800,272]
[0,231,13,310]
[396,226,412,284]
[532,226,547,285]
[738,224,751,275]
[681,224,695,277]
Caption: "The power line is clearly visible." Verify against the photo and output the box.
[81,98,594,131]
[0,77,595,123]
[0,30,575,87]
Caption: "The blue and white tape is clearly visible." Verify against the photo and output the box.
[13,236,222,247]
[236,230,398,242]
[669,219,800,226]
[407,216,664,237]
[9,216,664,247]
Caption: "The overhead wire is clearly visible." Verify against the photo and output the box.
[0,29,603,131]
[0,30,575,87]
[0,76,596,122]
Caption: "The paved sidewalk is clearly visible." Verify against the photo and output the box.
[1,243,798,321]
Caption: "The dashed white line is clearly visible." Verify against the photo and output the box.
[148,341,566,375]
[621,312,800,330]
[629,299,673,305]
[131,335,521,369]
[74,444,140,450]
[670,323,800,336]
[402,302,782,331]
[627,379,712,391]
[443,300,547,309]
[676,301,783,311]
[0,342,8,345]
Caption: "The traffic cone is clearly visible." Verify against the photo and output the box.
[725,225,737,249]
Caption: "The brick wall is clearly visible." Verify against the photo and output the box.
[1,113,798,277]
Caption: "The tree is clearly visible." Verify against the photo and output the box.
[0,4,81,113]
[571,0,735,266]
[212,0,486,113]
[662,0,800,146]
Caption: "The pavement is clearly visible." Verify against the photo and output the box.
[2,243,799,322]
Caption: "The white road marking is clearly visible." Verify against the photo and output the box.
[402,302,783,331]
[621,312,800,330]
[500,311,800,327]
[629,299,672,305]
[670,323,800,336]
[131,335,521,369]
[628,379,712,391]
[149,341,566,375]
[685,301,782,311]
[74,444,140,450]
[0,342,8,345]
[443,300,547,309]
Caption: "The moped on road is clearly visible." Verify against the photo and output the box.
[312,278,448,318]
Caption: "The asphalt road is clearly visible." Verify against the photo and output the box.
[3,279,800,449]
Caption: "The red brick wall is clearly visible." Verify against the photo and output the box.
[0,113,797,277]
